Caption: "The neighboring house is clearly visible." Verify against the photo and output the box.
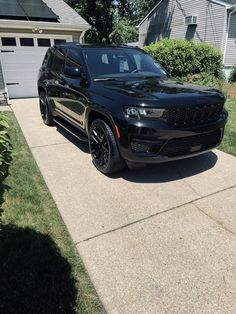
[138,0,236,76]
[0,0,90,99]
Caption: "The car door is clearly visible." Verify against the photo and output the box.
[46,47,67,113]
[58,47,89,128]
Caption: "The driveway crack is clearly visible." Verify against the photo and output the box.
[194,202,236,236]
[31,142,69,149]
[76,184,236,245]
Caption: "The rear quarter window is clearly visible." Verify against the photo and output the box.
[42,49,53,69]
[51,48,66,73]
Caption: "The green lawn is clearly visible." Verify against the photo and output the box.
[0,112,104,314]
[219,100,236,157]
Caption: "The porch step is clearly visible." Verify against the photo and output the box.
[0,90,8,106]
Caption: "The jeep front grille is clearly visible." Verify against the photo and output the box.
[166,103,224,127]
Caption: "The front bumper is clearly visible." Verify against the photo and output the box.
[118,112,228,163]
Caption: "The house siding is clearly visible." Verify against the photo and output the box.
[225,12,236,66]
[139,0,226,51]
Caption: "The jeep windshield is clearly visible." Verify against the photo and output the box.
[82,48,169,81]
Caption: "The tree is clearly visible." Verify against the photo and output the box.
[110,18,138,44]
[134,0,157,21]
[67,0,115,43]
[66,0,157,44]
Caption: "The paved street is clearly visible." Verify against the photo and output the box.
[11,98,236,314]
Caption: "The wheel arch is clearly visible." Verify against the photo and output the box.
[38,85,47,96]
[87,109,116,135]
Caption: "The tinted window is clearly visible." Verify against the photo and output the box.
[42,49,53,69]
[38,38,51,47]
[1,37,16,46]
[65,48,82,73]
[54,39,67,45]
[20,38,34,47]
[83,48,168,80]
[51,48,65,73]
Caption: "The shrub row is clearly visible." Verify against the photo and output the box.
[0,114,13,181]
[144,39,223,79]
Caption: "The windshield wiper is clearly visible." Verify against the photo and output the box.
[141,75,163,80]
[94,78,121,82]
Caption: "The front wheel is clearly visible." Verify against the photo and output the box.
[89,119,125,174]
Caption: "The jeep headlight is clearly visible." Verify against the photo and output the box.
[124,107,165,119]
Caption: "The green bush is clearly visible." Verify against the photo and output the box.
[0,114,13,181]
[229,65,236,83]
[177,72,224,90]
[144,39,224,78]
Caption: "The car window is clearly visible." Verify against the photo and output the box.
[83,48,168,80]
[51,48,65,73]
[66,48,82,67]
[84,50,133,77]
[64,48,82,74]
[42,49,53,69]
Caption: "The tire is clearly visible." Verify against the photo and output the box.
[39,91,54,126]
[89,119,125,174]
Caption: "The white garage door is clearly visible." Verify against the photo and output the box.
[0,34,72,99]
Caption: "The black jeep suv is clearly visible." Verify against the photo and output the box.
[38,43,228,174]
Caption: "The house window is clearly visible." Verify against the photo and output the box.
[1,37,16,46]
[37,38,51,47]
[54,39,67,45]
[20,38,34,47]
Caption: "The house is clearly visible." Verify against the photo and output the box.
[138,0,236,76]
[0,0,90,99]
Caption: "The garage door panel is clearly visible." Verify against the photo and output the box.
[7,85,37,99]
[1,35,70,98]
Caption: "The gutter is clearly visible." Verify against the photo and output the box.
[209,0,231,8]
[137,0,165,27]
[223,5,236,64]
[0,19,90,32]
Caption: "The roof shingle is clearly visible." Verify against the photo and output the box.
[43,0,90,29]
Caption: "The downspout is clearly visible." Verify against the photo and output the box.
[79,31,86,44]
[223,6,236,64]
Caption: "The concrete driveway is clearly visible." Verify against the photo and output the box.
[11,98,236,314]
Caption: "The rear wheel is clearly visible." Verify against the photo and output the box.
[89,119,125,174]
[39,91,54,126]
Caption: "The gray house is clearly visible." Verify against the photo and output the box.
[138,0,236,76]
[0,0,90,99]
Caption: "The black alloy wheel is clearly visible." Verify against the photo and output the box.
[89,119,125,174]
[39,91,54,125]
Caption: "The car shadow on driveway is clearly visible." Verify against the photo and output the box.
[55,125,218,184]
[115,152,218,183]
[56,125,90,154]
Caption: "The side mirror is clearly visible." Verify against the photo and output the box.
[64,66,81,78]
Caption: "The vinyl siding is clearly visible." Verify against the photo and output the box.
[139,0,226,51]
[225,12,236,66]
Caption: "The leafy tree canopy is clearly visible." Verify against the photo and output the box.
[66,0,157,43]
